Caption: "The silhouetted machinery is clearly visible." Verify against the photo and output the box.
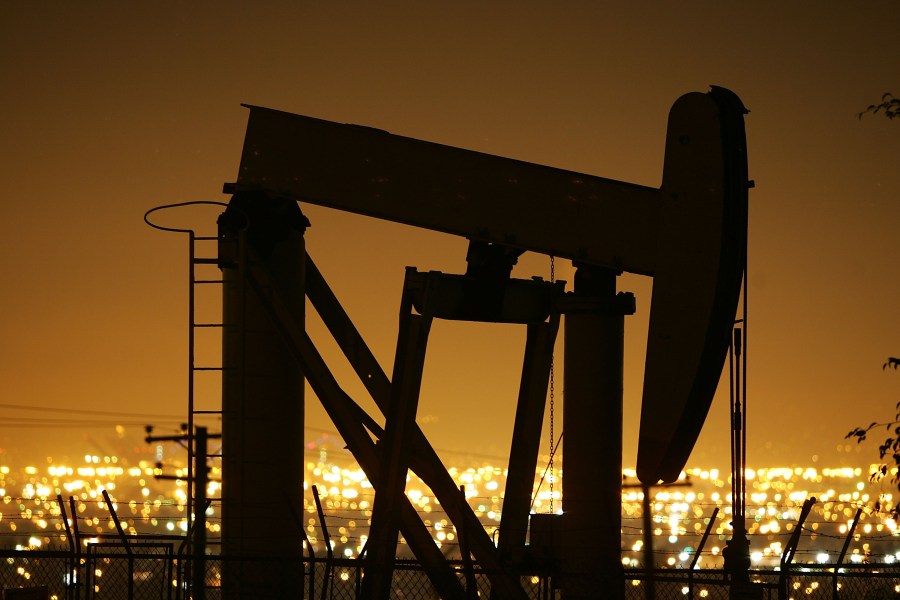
[213,86,748,599]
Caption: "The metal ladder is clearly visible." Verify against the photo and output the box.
[143,201,228,556]
[187,230,225,526]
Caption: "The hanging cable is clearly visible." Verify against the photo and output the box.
[531,431,563,513]
[548,255,556,513]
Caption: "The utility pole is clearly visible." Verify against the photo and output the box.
[146,425,221,600]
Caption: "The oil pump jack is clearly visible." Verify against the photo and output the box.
[211,86,748,599]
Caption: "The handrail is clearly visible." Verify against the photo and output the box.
[143,201,228,234]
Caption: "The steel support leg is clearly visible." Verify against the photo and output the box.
[498,317,559,556]
[561,265,634,599]
[219,195,306,599]
[363,278,433,600]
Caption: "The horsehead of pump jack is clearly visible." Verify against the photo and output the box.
[226,85,749,485]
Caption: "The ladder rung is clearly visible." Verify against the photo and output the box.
[193,323,224,328]
[193,258,219,265]
[194,367,224,371]
[195,279,224,284]
[193,410,222,415]
[195,236,218,241]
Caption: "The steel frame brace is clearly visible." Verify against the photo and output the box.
[242,250,467,600]
[306,256,563,599]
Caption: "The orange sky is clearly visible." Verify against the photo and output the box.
[1,3,899,471]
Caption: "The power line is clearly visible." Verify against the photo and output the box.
[0,420,186,429]
[0,402,184,420]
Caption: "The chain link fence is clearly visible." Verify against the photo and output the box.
[83,542,175,600]
[1,550,899,599]
[0,550,70,599]
[622,566,900,600]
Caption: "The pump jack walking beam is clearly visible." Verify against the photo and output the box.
[226,87,749,485]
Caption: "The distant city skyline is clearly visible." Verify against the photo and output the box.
[1,4,899,471]
[0,435,895,567]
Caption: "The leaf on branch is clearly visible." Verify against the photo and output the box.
[846,427,870,442]
[859,93,900,120]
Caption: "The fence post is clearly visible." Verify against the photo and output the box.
[356,540,369,598]
[68,496,84,600]
[688,506,719,599]
[286,490,318,600]
[779,496,816,600]
[458,485,478,599]
[102,489,134,600]
[57,495,80,600]
[832,506,862,600]
[312,485,334,600]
